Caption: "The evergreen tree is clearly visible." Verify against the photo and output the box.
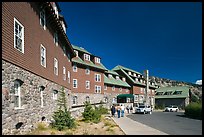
[51,87,75,131]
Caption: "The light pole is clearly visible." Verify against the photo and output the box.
[144,70,149,106]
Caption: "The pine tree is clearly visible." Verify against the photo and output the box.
[51,87,75,131]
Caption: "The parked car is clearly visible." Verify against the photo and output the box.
[164,105,179,112]
[135,105,152,114]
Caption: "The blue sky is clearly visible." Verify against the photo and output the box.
[58,2,202,84]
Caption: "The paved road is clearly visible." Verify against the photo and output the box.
[127,111,202,135]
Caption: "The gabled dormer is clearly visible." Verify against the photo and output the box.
[84,53,91,61]
[94,56,101,64]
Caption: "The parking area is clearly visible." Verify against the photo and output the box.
[127,111,202,135]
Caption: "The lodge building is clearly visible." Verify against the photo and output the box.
[2,2,158,135]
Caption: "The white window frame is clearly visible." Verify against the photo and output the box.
[112,86,115,91]
[67,71,70,83]
[14,18,24,53]
[14,80,22,109]
[116,76,120,80]
[108,74,112,78]
[39,86,45,108]
[95,57,100,63]
[63,67,66,81]
[40,44,46,68]
[119,87,122,91]
[104,85,107,90]
[73,64,77,72]
[85,96,90,102]
[126,88,129,92]
[95,85,101,93]
[86,81,90,89]
[63,46,66,56]
[73,96,77,105]
[128,72,131,75]
[85,68,90,75]
[95,74,101,82]
[53,90,58,100]
[67,53,70,62]
[84,54,90,61]
[40,9,46,30]
[54,32,58,46]
[74,50,78,57]
[54,58,58,75]
[73,79,78,88]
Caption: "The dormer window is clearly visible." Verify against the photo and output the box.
[40,9,46,30]
[122,77,126,82]
[108,74,112,78]
[138,74,140,78]
[95,57,100,63]
[135,78,138,82]
[63,46,66,56]
[116,76,120,80]
[128,72,131,75]
[84,54,90,61]
[133,73,136,77]
[54,32,58,46]
[74,50,78,57]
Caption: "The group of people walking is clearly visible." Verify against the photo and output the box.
[111,104,126,118]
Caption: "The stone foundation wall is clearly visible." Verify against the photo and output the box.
[2,60,72,135]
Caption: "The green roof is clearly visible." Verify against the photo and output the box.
[72,44,91,54]
[106,70,119,76]
[117,94,134,99]
[155,86,190,99]
[104,74,131,88]
[112,65,142,75]
[72,57,107,71]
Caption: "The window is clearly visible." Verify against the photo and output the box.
[95,85,101,93]
[103,97,108,103]
[85,68,90,75]
[53,90,58,100]
[63,67,66,81]
[40,10,46,30]
[73,64,77,72]
[126,88,129,92]
[140,88,143,92]
[104,85,107,90]
[67,71,70,83]
[86,81,90,89]
[73,96,77,105]
[135,78,138,82]
[14,18,24,53]
[133,73,136,77]
[67,53,70,62]
[116,76,120,80]
[108,74,112,78]
[39,86,45,107]
[54,32,58,46]
[95,74,101,82]
[134,95,138,101]
[128,72,131,75]
[119,88,122,92]
[85,96,90,102]
[54,58,58,75]
[95,57,100,63]
[63,46,66,56]
[84,54,90,61]
[74,50,78,57]
[40,44,46,67]
[112,86,115,91]
[73,79,77,88]
[14,80,21,108]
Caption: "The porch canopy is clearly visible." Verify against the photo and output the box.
[117,94,134,103]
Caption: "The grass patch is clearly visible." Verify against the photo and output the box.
[36,122,47,131]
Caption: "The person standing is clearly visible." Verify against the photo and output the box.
[111,105,116,117]
[121,104,125,117]
[117,104,121,118]
[126,105,130,114]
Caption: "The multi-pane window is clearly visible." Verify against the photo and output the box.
[40,10,46,30]
[85,68,90,75]
[112,86,115,91]
[73,96,77,105]
[53,90,58,100]
[54,32,58,46]
[73,64,77,72]
[74,50,78,57]
[104,85,107,90]
[67,71,70,83]
[95,85,101,93]
[73,79,77,88]
[95,74,101,82]
[63,46,66,56]
[86,81,90,89]
[39,86,45,107]
[14,18,24,53]
[54,58,58,75]
[14,80,21,108]
[67,53,70,62]
[84,54,90,61]
[40,44,46,67]
[95,57,100,63]
[63,67,66,81]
